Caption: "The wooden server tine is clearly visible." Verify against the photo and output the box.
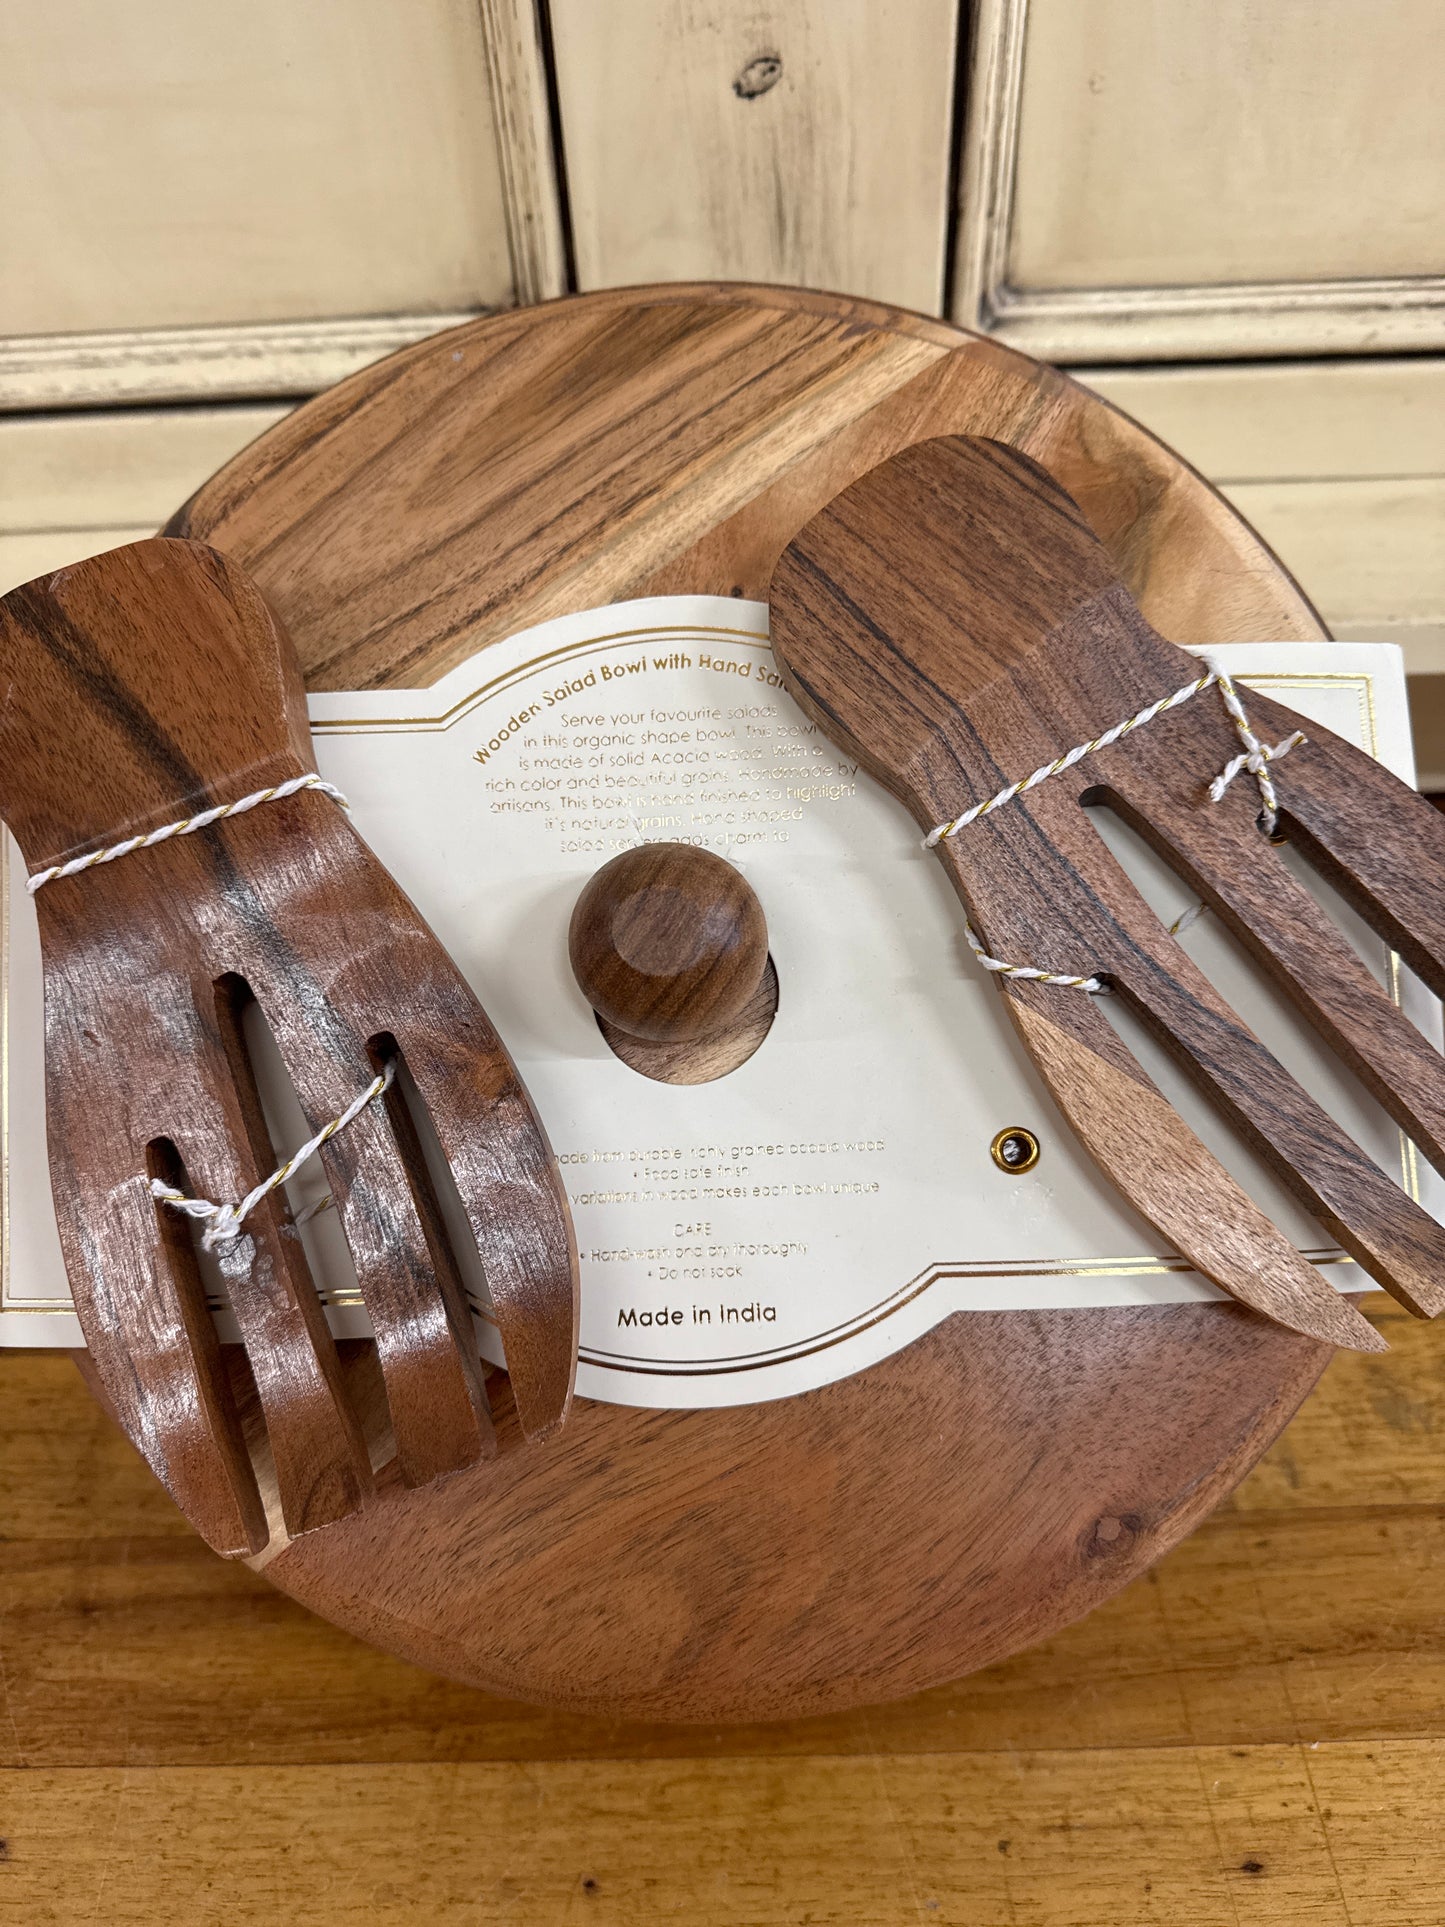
[1259,713,1445,996]
[1103,752,1445,1187]
[0,539,578,1552]
[769,435,1445,1351]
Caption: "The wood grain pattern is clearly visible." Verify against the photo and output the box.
[549,0,959,313]
[0,540,577,1557]
[167,286,1323,687]
[569,842,769,1041]
[568,837,780,1084]
[150,284,1344,1716]
[5,1295,1443,1766]
[594,954,780,1086]
[4,1292,1445,1920]
[11,1741,1445,1925]
[769,434,1445,1346]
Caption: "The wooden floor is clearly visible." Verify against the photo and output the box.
[2,1298,1442,1924]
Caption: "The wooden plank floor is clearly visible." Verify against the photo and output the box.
[2,1297,1442,1924]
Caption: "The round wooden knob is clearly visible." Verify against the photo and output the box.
[569,843,769,1043]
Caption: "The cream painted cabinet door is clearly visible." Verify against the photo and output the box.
[548,0,961,315]
[0,0,564,406]
[954,0,1445,360]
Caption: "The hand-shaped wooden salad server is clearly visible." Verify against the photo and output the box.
[0,539,578,1555]
[770,436,1445,1354]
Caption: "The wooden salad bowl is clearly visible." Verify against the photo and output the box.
[119,282,1340,1720]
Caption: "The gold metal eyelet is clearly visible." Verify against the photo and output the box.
[991,1126,1040,1174]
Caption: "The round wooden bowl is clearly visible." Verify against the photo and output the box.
[155,283,1333,1721]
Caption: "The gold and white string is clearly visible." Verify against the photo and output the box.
[925,669,1305,994]
[150,1062,395,1251]
[26,771,347,893]
[24,767,390,1245]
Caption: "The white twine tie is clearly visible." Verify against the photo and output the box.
[27,771,347,894]
[927,669,1305,994]
[1207,668,1304,822]
[151,1061,395,1251]
[28,761,380,1252]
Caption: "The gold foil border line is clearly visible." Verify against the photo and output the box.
[311,625,772,735]
[578,1246,1359,1377]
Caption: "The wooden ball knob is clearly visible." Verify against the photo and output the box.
[569,843,769,1044]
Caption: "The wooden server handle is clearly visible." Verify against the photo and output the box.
[0,538,314,877]
[0,538,580,1558]
[569,842,769,1043]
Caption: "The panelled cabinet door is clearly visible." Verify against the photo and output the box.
[0,0,563,406]
[954,0,1445,360]
[548,0,960,315]
[2,0,1441,723]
